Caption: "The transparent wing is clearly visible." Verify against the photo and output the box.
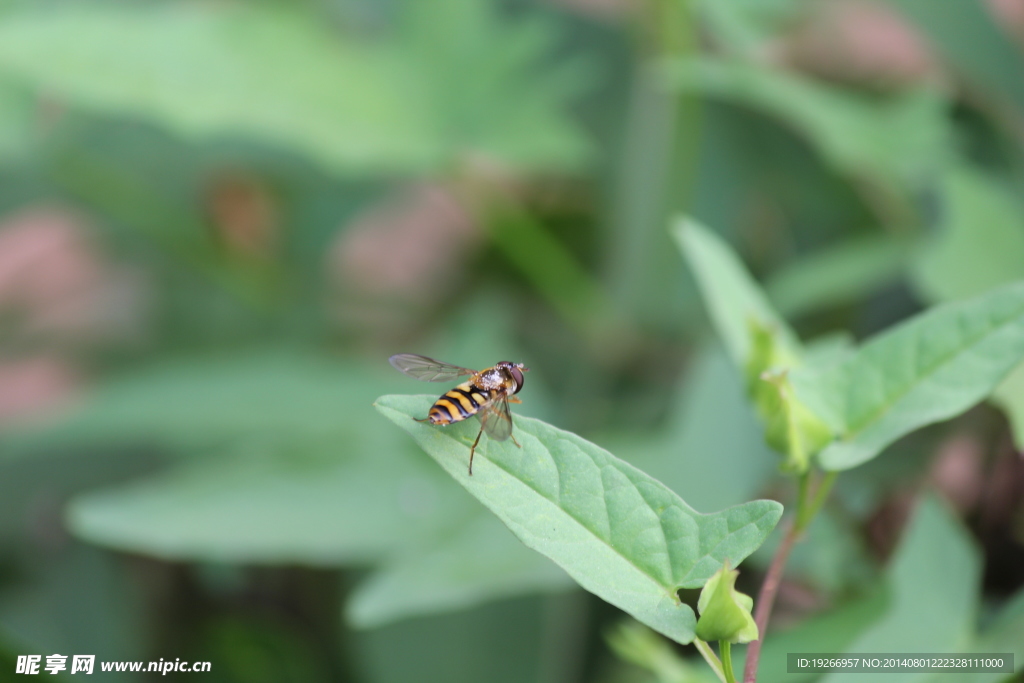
[389,354,475,382]
[480,394,514,442]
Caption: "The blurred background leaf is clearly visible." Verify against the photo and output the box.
[673,218,800,369]
[911,165,1024,303]
[0,1,592,175]
[767,234,909,319]
[604,492,984,681]
[817,495,980,683]
[604,342,778,514]
[887,0,1024,111]
[735,494,979,681]
[0,0,1023,679]
[6,351,409,451]
[950,586,1024,683]
[352,593,589,683]
[346,512,573,629]
[696,0,811,56]
[908,164,1024,450]
[664,58,952,189]
[0,75,37,165]
[66,441,471,565]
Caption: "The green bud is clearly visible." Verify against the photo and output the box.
[746,321,834,474]
[759,370,834,474]
[695,562,758,644]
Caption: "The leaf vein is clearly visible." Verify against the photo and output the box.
[841,304,1024,438]
[485,430,691,595]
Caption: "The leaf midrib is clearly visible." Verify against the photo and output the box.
[440,416,771,598]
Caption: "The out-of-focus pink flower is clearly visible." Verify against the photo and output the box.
[987,0,1024,43]
[0,355,78,428]
[0,207,107,340]
[329,183,481,303]
[777,0,942,88]
[0,206,144,425]
[928,434,984,514]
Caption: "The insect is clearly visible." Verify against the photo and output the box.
[389,354,528,475]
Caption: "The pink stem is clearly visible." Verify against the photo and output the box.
[742,520,799,683]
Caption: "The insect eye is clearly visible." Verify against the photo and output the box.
[509,366,525,393]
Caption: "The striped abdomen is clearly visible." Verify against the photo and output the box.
[428,382,494,425]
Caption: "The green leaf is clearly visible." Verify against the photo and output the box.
[672,217,800,370]
[911,166,1024,303]
[66,440,472,565]
[696,0,810,56]
[0,3,589,174]
[993,363,1024,451]
[950,587,1024,683]
[818,495,980,683]
[396,0,592,172]
[0,74,35,164]
[741,496,979,681]
[617,343,778,515]
[346,513,573,629]
[613,581,887,683]
[484,199,614,337]
[353,594,572,683]
[907,166,1024,451]
[606,620,719,683]
[791,281,1024,470]
[0,5,421,172]
[662,58,951,186]
[767,235,910,318]
[673,218,832,471]
[4,350,408,452]
[375,394,784,646]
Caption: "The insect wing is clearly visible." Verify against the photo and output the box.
[389,354,475,382]
[480,395,514,442]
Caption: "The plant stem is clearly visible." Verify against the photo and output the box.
[694,637,727,683]
[720,641,736,683]
[801,471,838,531]
[741,518,798,683]
[795,470,812,529]
[743,468,838,682]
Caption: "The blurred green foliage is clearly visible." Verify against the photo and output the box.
[0,0,1023,680]
[0,2,591,174]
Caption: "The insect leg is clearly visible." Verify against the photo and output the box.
[468,424,485,476]
[511,434,521,448]
[413,417,430,423]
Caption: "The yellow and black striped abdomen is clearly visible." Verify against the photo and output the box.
[428,382,493,425]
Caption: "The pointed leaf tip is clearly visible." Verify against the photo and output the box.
[376,393,783,645]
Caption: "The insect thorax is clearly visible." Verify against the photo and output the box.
[474,367,509,391]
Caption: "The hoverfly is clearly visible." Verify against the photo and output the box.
[389,354,528,475]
